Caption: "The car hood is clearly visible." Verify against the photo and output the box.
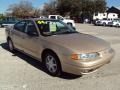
[46,33,110,53]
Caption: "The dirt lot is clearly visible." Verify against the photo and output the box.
[0,24,120,90]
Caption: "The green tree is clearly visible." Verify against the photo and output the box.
[56,0,106,16]
[94,0,107,13]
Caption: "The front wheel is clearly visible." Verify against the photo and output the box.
[8,39,15,52]
[103,23,106,26]
[43,52,61,76]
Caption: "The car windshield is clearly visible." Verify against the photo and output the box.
[36,20,77,36]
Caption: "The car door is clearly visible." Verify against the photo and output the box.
[12,20,27,51]
[22,20,42,58]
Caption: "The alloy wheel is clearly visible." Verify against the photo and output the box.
[45,55,57,73]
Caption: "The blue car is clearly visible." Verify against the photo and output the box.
[0,17,19,27]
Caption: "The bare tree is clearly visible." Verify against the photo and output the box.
[41,1,58,16]
[7,0,34,18]
[33,8,41,17]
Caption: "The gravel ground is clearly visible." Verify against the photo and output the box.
[0,24,120,90]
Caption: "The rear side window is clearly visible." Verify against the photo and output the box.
[14,21,26,32]
[25,21,39,36]
[95,13,98,16]
[50,16,56,19]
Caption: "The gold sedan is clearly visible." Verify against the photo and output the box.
[6,19,115,76]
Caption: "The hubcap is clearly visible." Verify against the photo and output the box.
[9,40,13,51]
[45,55,57,73]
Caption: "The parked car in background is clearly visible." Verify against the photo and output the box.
[48,15,75,27]
[0,17,20,27]
[6,18,114,76]
[112,19,120,27]
[94,18,115,26]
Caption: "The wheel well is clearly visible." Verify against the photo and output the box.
[41,49,59,61]
[41,49,62,72]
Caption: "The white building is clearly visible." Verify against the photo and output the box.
[93,13,118,20]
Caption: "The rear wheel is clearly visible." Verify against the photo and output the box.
[43,52,61,76]
[8,39,15,52]
[103,23,106,26]
[116,24,119,28]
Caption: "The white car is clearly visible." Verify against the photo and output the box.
[112,19,120,27]
[99,18,113,26]
[48,15,75,27]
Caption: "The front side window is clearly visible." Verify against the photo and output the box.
[14,21,26,32]
[36,20,77,36]
[57,16,64,20]
[50,16,56,19]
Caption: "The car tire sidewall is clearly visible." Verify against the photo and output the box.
[103,23,106,26]
[8,39,15,52]
[43,52,61,76]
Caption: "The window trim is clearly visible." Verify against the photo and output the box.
[14,20,27,33]
[25,20,39,37]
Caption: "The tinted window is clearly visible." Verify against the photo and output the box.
[57,16,63,20]
[50,16,56,19]
[25,21,38,36]
[103,18,107,20]
[36,20,77,36]
[95,13,98,16]
[14,21,26,32]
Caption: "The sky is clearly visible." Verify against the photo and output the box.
[0,0,120,13]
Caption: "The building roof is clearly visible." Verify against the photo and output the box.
[107,6,120,14]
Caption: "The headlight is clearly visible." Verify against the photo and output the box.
[80,53,99,60]
[71,52,100,60]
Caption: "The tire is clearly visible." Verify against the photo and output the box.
[103,23,106,26]
[43,52,61,76]
[8,39,15,52]
[116,24,119,28]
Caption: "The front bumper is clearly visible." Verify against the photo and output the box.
[61,49,115,75]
